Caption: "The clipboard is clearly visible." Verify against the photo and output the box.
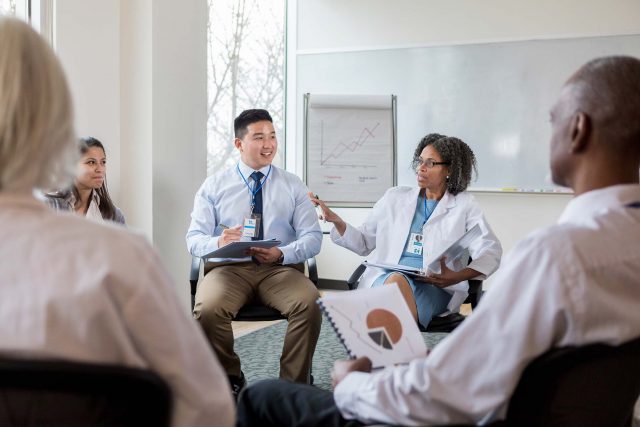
[425,224,482,273]
[317,284,426,368]
[362,261,425,277]
[202,239,281,259]
[363,224,482,276]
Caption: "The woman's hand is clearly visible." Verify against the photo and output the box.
[308,192,347,235]
[426,258,480,288]
[217,225,242,247]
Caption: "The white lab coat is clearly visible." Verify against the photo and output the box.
[330,186,502,313]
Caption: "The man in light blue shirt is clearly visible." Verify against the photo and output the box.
[186,109,322,399]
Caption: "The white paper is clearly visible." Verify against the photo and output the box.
[363,261,425,277]
[305,94,395,206]
[318,284,427,368]
[425,224,482,274]
[201,239,281,259]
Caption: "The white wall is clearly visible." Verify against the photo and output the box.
[292,0,640,281]
[54,0,640,298]
[56,0,207,311]
[120,0,153,238]
[150,0,208,311]
[297,0,640,52]
[55,0,121,201]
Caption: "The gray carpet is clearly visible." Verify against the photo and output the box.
[235,317,449,390]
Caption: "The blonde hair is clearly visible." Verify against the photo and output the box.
[0,17,77,193]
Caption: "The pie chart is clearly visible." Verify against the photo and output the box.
[366,308,403,350]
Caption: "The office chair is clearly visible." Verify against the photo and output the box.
[0,357,172,427]
[189,256,319,317]
[496,336,640,427]
[346,263,483,333]
[370,336,640,427]
[189,255,319,381]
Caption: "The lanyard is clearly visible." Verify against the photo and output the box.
[237,164,272,212]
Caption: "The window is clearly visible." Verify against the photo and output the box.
[0,0,54,44]
[0,0,26,18]
[206,0,285,176]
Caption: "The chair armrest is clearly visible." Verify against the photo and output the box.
[189,256,202,298]
[306,257,319,287]
[346,264,367,290]
[467,279,483,309]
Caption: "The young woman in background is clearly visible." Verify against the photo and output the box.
[46,137,125,224]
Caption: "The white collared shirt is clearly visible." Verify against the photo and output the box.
[66,189,101,220]
[0,194,234,427]
[84,189,103,221]
[335,184,640,426]
[186,161,322,264]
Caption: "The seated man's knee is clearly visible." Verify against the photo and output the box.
[193,301,231,325]
[194,290,236,323]
[237,379,290,427]
[293,284,321,316]
[240,378,282,403]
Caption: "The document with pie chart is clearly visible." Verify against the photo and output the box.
[317,284,427,368]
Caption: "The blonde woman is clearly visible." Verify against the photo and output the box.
[0,17,233,427]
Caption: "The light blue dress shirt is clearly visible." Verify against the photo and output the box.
[186,161,322,264]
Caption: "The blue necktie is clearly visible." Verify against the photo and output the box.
[250,171,264,240]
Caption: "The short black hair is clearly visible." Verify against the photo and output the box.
[411,133,477,195]
[234,109,273,139]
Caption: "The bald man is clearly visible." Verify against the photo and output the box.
[236,56,640,426]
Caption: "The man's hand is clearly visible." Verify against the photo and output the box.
[218,225,243,247]
[248,246,282,264]
[331,357,372,388]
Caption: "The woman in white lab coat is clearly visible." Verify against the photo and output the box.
[311,134,502,328]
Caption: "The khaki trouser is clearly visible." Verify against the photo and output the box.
[193,261,321,383]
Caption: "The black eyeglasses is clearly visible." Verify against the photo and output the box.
[416,158,451,168]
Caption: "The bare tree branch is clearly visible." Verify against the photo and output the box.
[207,0,284,175]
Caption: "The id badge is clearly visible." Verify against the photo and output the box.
[242,214,261,238]
[406,232,424,255]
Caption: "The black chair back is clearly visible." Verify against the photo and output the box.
[503,337,640,427]
[0,358,172,427]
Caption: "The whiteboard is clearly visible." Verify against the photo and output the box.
[297,34,640,193]
[304,94,397,207]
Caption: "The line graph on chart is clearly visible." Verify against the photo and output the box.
[306,106,394,205]
[320,121,380,167]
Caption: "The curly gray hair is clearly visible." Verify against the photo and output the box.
[411,134,477,195]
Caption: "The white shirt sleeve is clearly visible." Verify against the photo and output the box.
[277,177,323,264]
[334,233,573,425]
[186,180,221,257]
